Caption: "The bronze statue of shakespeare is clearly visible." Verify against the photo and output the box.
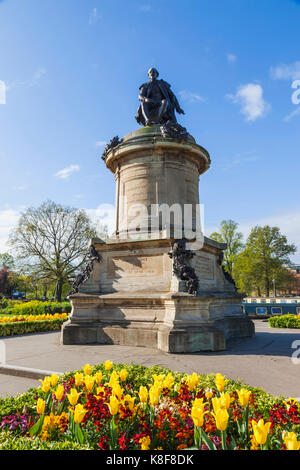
[135,68,185,126]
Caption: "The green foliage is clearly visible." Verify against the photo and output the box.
[233,225,296,296]
[1,300,71,315]
[210,219,244,277]
[0,431,91,450]
[0,318,67,337]
[269,314,300,329]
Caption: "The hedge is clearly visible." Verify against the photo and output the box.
[1,300,71,316]
[0,318,68,337]
[268,314,300,329]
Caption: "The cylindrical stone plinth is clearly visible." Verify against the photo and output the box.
[104,125,211,238]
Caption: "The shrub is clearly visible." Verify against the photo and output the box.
[0,431,91,450]
[0,318,68,337]
[1,300,71,316]
[269,314,300,329]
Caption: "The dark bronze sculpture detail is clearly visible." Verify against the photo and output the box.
[168,238,198,295]
[101,136,123,162]
[218,252,237,290]
[69,245,101,296]
[160,121,189,141]
[136,68,185,127]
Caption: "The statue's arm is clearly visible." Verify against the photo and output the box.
[168,85,185,114]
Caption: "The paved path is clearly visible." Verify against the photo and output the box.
[0,320,300,399]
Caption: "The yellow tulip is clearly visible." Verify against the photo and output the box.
[215,373,228,393]
[123,394,135,411]
[67,388,81,406]
[212,396,222,414]
[112,381,123,401]
[83,364,92,376]
[107,371,119,388]
[40,377,51,393]
[205,389,213,400]
[191,405,206,428]
[219,392,232,410]
[119,369,128,382]
[251,419,271,445]
[50,374,59,387]
[282,431,300,450]
[163,373,174,390]
[107,395,119,415]
[237,389,251,407]
[139,436,151,450]
[84,375,95,393]
[104,360,113,371]
[36,398,46,415]
[139,386,148,404]
[213,408,229,431]
[74,403,87,423]
[54,384,65,401]
[74,372,83,388]
[149,386,160,406]
[185,373,200,391]
[94,371,103,385]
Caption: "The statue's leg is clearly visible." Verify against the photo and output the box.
[157,99,168,123]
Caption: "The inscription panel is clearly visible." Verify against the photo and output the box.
[107,255,163,278]
[194,255,215,281]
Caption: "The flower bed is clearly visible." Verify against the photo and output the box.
[0,363,299,450]
[0,300,71,316]
[269,314,300,329]
[0,313,68,337]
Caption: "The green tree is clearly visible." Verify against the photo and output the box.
[232,225,296,297]
[0,253,15,270]
[9,201,97,302]
[210,220,244,277]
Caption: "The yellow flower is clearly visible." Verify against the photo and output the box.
[184,373,200,392]
[282,431,300,450]
[219,392,232,410]
[119,369,128,382]
[74,403,87,423]
[94,371,103,385]
[251,419,271,445]
[149,386,160,406]
[213,408,229,431]
[84,375,95,393]
[67,388,81,406]
[40,377,51,393]
[191,404,206,428]
[104,360,113,371]
[205,389,213,400]
[112,381,124,401]
[36,398,46,415]
[140,436,151,450]
[163,373,174,390]
[54,384,65,401]
[215,373,228,393]
[212,396,222,414]
[107,371,120,388]
[83,364,92,376]
[237,389,251,407]
[123,394,135,411]
[74,372,83,388]
[50,374,59,387]
[107,395,119,415]
[139,386,148,404]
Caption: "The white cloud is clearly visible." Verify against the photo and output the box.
[227,83,271,121]
[95,140,107,147]
[178,90,206,104]
[270,61,300,80]
[89,7,101,24]
[138,4,152,12]
[0,209,20,253]
[227,53,237,64]
[54,164,80,180]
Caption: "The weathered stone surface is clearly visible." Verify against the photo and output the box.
[61,127,254,352]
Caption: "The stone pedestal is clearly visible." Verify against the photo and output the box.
[61,126,254,352]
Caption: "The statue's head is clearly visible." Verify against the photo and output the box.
[148,68,159,81]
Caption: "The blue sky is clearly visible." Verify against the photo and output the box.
[0,0,300,262]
